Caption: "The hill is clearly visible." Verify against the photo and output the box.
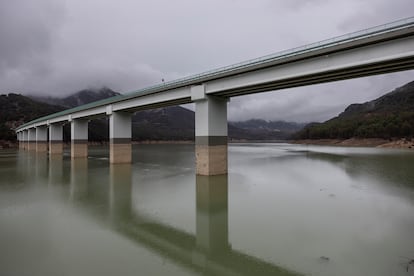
[294,80,414,140]
[32,88,302,141]
[0,94,65,142]
[0,88,301,144]
[230,119,306,140]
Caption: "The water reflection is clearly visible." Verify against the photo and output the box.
[110,171,297,275]
[195,175,229,254]
[5,144,414,276]
[49,155,63,186]
[70,158,88,201]
[109,164,132,222]
[66,159,300,275]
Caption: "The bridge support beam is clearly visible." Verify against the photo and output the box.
[109,111,132,164]
[193,86,228,175]
[71,119,88,159]
[22,131,28,150]
[35,126,48,153]
[49,123,64,155]
[28,128,36,151]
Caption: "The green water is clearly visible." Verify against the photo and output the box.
[1,143,414,276]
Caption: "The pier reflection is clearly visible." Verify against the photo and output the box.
[109,164,132,222]
[70,158,88,201]
[195,175,229,254]
[59,160,300,276]
[48,155,63,186]
[121,171,298,274]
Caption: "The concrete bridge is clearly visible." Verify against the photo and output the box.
[15,17,414,175]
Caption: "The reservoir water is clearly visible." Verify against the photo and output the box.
[1,143,414,276]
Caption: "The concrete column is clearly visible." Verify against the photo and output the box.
[49,123,64,155]
[22,130,28,150]
[192,85,228,175]
[71,119,88,159]
[28,128,36,151]
[35,126,48,153]
[195,175,230,254]
[109,111,132,164]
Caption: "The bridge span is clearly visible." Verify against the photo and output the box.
[15,17,414,175]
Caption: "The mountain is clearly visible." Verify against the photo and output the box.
[1,87,304,144]
[132,106,195,141]
[31,87,299,141]
[294,80,414,140]
[31,87,121,108]
[0,94,65,142]
[131,109,304,141]
[230,119,306,140]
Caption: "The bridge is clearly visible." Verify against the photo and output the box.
[15,17,414,175]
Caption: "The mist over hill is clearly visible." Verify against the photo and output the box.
[31,87,121,108]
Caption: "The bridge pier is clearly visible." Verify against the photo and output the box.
[109,111,132,164]
[35,126,48,153]
[28,128,36,151]
[49,123,64,155]
[192,85,228,175]
[71,119,88,159]
[22,131,28,150]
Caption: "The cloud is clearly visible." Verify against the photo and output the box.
[0,0,413,121]
[0,0,64,81]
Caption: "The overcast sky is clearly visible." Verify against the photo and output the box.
[0,0,413,122]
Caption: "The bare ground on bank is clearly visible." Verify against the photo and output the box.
[292,138,414,149]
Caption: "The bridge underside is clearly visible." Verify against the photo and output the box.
[217,57,414,97]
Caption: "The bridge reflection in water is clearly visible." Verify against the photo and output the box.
[32,154,301,276]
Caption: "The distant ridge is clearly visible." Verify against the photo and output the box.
[294,80,414,140]
[0,94,64,142]
[0,87,303,144]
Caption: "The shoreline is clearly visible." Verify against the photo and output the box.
[2,138,414,150]
[291,138,414,149]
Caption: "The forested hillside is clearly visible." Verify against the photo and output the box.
[294,80,414,140]
[0,94,64,141]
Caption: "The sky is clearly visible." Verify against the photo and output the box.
[0,0,413,122]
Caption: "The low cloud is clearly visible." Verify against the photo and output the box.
[0,0,413,121]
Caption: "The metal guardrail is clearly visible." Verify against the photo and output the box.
[16,17,414,130]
